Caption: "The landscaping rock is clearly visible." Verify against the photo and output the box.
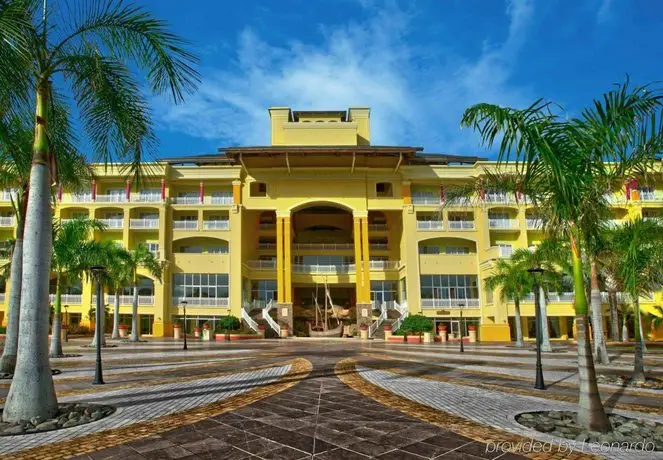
[35,421,58,432]
[2,425,25,435]
[0,403,115,436]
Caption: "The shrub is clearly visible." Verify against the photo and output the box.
[0,326,6,334]
[400,315,433,337]
[68,324,91,336]
[215,315,240,334]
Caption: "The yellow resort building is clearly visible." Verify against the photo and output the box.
[0,106,661,341]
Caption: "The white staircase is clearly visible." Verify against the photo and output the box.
[391,300,408,333]
[262,299,280,336]
[368,302,387,338]
[241,307,260,333]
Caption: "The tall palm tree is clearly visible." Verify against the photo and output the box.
[49,217,104,357]
[484,257,534,347]
[0,0,198,423]
[105,245,132,340]
[460,80,663,431]
[607,218,663,382]
[124,245,162,342]
[0,113,90,372]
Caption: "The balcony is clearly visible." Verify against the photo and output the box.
[412,195,441,205]
[203,220,230,230]
[368,260,401,270]
[209,194,233,205]
[416,220,443,231]
[485,193,516,204]
[68,193,93,203]
[369,243,389,250]
[419,254,477,274]
[173,297,229,307]
[98,218,123,229]
[292,243,353,251]
[292,264,355,274]
[368,224,387,232]
[172,196,200,205]
[421,298,480,309]
[526,218,543,230]
[522,292,574,303]
[246,260,277,270]
[1,189,16,201]
[171,195,233,206]
[130,218,160,229]
[131,194,163,203]
[93,295,155,305]
[49,294,82,304]
[448,220,475,230]
[259,223,276,230]
[639,191,662,202]
[258,242,276,250]
[0,216,14,227]
[95,194,127,203]
[606,219,624,228]
[172,220,198,230]
[488,218,518,230]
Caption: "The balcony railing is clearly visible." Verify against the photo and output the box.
[488,218,518,229]
[448,220,475,230]
[526,218,543,229]
[258,242,276,250]
[95,194,127,203]
[421,298,480,308]
[98,218,124,229]
[1,189,16,201]
[131,194,163,203]
[485,194,516,204]
[130,218,159,229]
[522,292,575,303]
[171,195,234,205]
[173,297,229,307]
[246,260,277,270]
[606,219,624,228]
[368,260,400,270]
[0,216,14,227]
[93,294,155,305]
[416,220,443,231]
[172,196,200,205]
[203,220,230,230]
[411,195,441,205]
[208,194,233,205]
[368,224,387,232]
[369,243,389,250]
[292,243,353,251]
[172,220,198,230]
[70,193,93,203]
[259,223,276,230]
[292,264,355,274]
[49,294,82,304]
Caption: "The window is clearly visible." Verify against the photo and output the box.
[177,215,197,221]
[420,275,479,301]
[250,182,268,197]
[208,246,228,254]
[105,211,123,219]
[370,280,397,303]
[376,182,393,197]
[178,246,203,253]
[172,273,229,301]
[445,246,470,255]
[419,245,440,255]
[71,211,88,219]
[142,242,159,257]
[139,212,158,219]
[498,244,513,257]
[251,280,277,302]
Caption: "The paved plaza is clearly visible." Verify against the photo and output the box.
[0,338,661,459]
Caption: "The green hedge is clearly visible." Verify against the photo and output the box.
[395,315,434,336]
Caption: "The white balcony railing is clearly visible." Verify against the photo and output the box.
[246,260,277,270]
[488,218,518,229]
[95,194,127,203]
[131,194,163,203]
[49,294,82,304]
[368,260,401,270]
[258,243,276,250]
[292,243,353,251]
[417,220,443,231]
[0,216,14,227]
[173,297,229,307]
[421,298,480,309]
[173,220,198,230]
[98,218,124,229]
[130,218,159,229]
[485,193,516,204]
[368,224,388,232]
[522,292,575,303]
[526,218,543,229]
[498,246,513,258]
[71,193,93,203]
[448,220,475,230]
[292,264,355,274]
[411,195,441,205]
[172,196,201,205]
[369,243,389,250]
[208,194,233,205]
[203,220,230,230]
[1,189,16,201]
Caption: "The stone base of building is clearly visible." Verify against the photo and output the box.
[356,303,373,328]
[479,324,511,342]
[276,302,293,336]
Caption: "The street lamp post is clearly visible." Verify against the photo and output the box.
[90,265,106,385]
[459,303,465,353]
[181,299,188,351]
[527,266,546,390]
[64,305,69,326]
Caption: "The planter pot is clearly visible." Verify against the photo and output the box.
[280,326,289,339]
[173,325,181,340]
[194,327,201,338]
[468,326,477,343]
[384,325,393,340]
[360,325,369,340]
[258,325,265,337]
[438,326,447,343]
[406,335,422,343]
[387,335,405,342]
[423,332,432,343]
[201,328,211,341]
[118,325,128,339]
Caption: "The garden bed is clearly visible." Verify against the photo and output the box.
[597,374,663,390]
[214,333,261,341]
[0,403,115,436]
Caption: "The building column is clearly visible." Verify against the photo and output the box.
[276,213,293,333]
[229,208,243,319]
[276,216,284,303]
[232,179,242,206]
[361,216,371,302]
[353,216,364,303]
[152,260,170,337]
[283,215,292,303]
[354,212,371,327]
[401,205,420,315]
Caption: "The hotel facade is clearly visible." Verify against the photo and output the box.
[0,107,661,341]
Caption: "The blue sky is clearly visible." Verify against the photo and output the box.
[143,0,663,158]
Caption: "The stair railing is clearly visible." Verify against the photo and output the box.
[262,299,280,336]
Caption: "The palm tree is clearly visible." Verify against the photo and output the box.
[0,114,90,372]
[105,246,132,340]
[607,218,663,382]
[460,80,663,431]
[49,218,104,356]
[484,258,534,347]
[124,245,162,342]
[0,0,198,423]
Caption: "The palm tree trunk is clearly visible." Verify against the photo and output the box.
[539,287,552,352]
[130,284,139,341]
[633,297,645,382]
[639,308,647,353]
[607,290,620,342]
[514,298,524,347]
[0,217,24,374]
[590,262,610,364]
[48,271,63,357]
[90,309,107,347]
[622,313,629,342]
[111,291,120,339]
[570,235,611,432]
[2,82,59,423]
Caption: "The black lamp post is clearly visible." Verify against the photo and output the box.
[527,266,546,390]
[181,299,188,351]
[90,265,105,385]
[64,304,69,326]
[459,303,465,353]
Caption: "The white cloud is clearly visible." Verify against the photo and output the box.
[156,0,534,154]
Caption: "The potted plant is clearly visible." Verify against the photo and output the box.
[118,324,128,339]
[400,315,434,343]
[173,322,181,340]
[280,322,289,338]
